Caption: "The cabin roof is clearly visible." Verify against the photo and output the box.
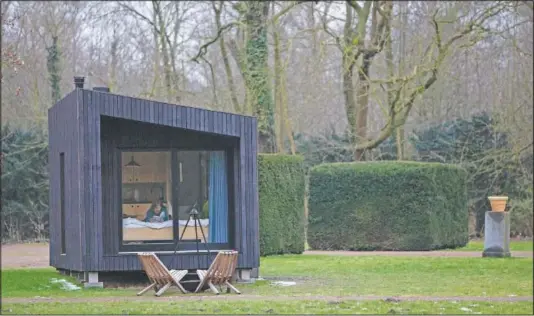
[50,85,256,139]
[52,88,255,120]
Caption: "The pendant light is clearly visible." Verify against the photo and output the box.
[124,155,141,182]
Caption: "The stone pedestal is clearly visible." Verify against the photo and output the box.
[482,211,511,258]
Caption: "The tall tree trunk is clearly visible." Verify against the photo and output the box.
[274,24,284,153]
[221,37,241,113]
[109,30,118,92]
[46,35,61,104]
[203,57,218,108]
[343,2,358,147]
[281,60,296,154]
[343,57,358,146]
[213,1,241,113]
[153,1,173,102]
[395,2,406,160]
[353,1,388,161]
[308,2,317,62]
[342,1,372,160]
[354,56,371,161]
[150,6,161,98]
[385,2,404,160]
[273,3,296,154]
[244,2,276,153]
[227,27,250,114]
[160,31,173,102]
[169,1,181,103]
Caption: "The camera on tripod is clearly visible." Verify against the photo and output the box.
[169,201,211,268]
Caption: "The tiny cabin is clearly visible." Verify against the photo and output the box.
[48,77,259,286]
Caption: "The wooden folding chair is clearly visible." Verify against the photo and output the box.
[136,252,188,296]
[195,250,241,295]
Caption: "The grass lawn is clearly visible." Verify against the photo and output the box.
[3,300,533,315]
[449,240,533,252]
[2,255,533,314]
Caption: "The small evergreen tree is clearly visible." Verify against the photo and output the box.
[1,126,49,241]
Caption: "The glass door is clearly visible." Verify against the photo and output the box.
[174,150,229,245]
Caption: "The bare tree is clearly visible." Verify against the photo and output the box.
[321,1,523,160]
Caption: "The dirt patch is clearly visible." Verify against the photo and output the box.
[1,243,50,269]
[2,294,532,304]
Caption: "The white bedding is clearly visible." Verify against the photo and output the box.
[123,218,209,229]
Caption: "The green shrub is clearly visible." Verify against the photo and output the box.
[2,126,49,242]
[308,161,469,251]
[509,198,533,238]
[259,154,306,256]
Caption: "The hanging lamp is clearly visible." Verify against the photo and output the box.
[124,155,141,167]
[124,155,141,183]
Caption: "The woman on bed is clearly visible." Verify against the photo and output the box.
[144,200,169,223]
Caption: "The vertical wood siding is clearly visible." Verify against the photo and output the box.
[55,90,260,272]
[48,90,84,271]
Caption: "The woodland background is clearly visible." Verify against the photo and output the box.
[1,1,532,242]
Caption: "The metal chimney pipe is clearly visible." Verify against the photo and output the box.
[74,76,85,89]
[93,87,110,92]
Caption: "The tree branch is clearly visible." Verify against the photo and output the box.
[117,2,160,34]
[270,1,303,24]
[347,0,362,15]
[190,21,240,63]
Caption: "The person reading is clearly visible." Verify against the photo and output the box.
[144,200,169,223]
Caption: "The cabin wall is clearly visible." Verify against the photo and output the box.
[82,90,259,272]
[48,90,85,271]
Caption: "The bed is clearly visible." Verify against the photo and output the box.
[122,218,209,242]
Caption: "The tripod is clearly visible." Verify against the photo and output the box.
[169,203,211,268]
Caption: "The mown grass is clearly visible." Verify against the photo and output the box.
[449,240,533,252]
[2,300,533,315]
[247,255,533,297]
[2,255,532,299]
[1,268,131,298]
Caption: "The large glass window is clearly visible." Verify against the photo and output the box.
[120,150,229,248]
[121,151,173,244]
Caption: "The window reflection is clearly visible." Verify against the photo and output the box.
[122,151,173,243]
[121,150,229,245]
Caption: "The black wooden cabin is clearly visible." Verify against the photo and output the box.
[48,77,259,286]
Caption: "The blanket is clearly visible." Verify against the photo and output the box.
[123,217,209,229]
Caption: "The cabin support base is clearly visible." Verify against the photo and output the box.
[251,267,259,279]
[84,272,103,288]
[236,269,254,283]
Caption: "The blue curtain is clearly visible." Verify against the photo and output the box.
[208,151,228,243]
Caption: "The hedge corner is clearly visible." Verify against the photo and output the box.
[258,154,306,256]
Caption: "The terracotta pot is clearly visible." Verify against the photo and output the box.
[488,196,508,212]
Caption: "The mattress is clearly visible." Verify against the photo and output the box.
[122,218,209,242]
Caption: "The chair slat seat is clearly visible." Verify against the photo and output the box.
[136,252,188,296]
[194,251,241,295]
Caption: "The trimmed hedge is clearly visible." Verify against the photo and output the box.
[308,161,468,251]
[259,154,306,256]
